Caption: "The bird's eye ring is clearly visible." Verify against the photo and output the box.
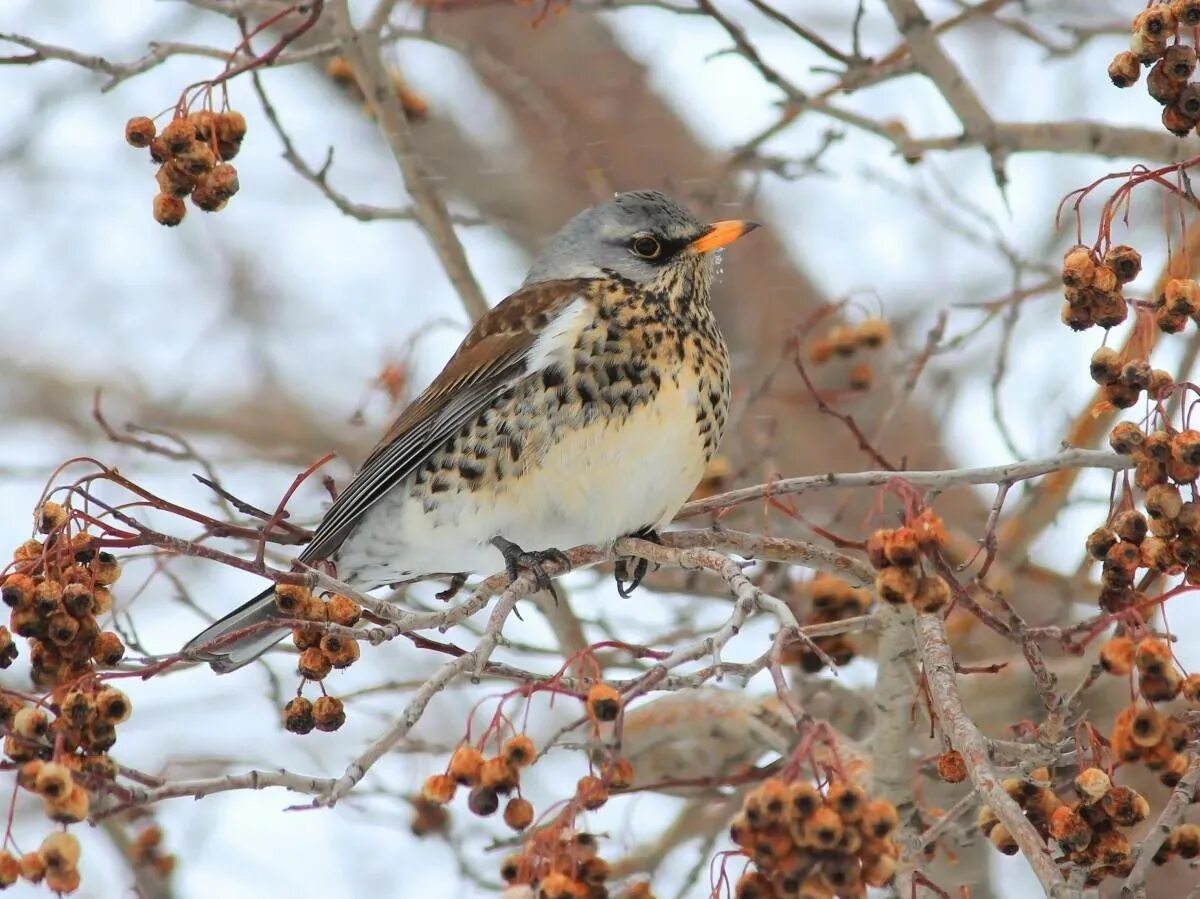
[631,235,662,259]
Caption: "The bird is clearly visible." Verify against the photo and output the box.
[183,190,758,672]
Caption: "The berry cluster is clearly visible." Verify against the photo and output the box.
[782,573,872,673]
[499,830,621,899]
[727,776,899,897]
[981,767,1150,886]
[1089,348,1173,410]
[1108,1,1200,137]
[1059,244,1141,332]
[278,586,362,734]
[124,109,244,226]
[865,512,951,614]
[1099,635,1198,788]
[807,318,891,392]
[1095,427,1200,608]
[0,832,82,893]
[0,504,139,894]
[421,735,539,828]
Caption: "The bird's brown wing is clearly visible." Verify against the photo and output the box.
[297,278,593,566]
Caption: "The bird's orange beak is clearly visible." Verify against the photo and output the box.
[688,220,760,254]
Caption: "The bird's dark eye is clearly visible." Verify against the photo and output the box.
[631,235,662,259]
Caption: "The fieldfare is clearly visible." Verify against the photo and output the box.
[185,190,758,672]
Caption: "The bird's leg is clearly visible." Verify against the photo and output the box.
[490,536,570,601]
[614,527,662,598]
[436,572,468,602]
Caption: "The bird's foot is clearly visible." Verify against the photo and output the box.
[436,572,468,602]
[491,537,570,601]
[615,528,662,598]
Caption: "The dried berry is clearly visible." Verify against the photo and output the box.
[312,695,345,732]
[1089,346,1122,384]
[586,683,621,722]
[298,646,332,680]
[936,749,967,783]
[153,193,186,226]
[1109,422,1144,455]
[283,696,314,734]
[421,772,456,805]
[125,115,157,148]
[449,744,484,786]
[1062,245,1097,288]
[912,574,951,614]
[1109,51,1142,87]
[501,734,536,768]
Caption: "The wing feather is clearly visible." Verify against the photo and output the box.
[298,279,592,565]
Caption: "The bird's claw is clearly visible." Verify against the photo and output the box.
[491,538,569,601]
[615,528,661,597]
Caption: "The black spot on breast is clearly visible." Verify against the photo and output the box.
[542,366,564,390]
[459,461,485,480]
[509,439,522,462]
[649,370,662,389]
[626,364,643,387]
[578,380,598,405]
[708,389,722,407]
[604,362,622,384]
[431,477,449,494]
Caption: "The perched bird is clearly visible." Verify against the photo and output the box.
[184,191,758,672]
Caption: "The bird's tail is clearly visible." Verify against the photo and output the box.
[181,587,287,673]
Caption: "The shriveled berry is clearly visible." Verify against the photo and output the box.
[312,695,345,732]
[283,696,314,734]
[125,116,157,148]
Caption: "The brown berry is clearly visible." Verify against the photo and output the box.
[578,774,609,810]
[503,796,533,830]
[912,574,951,614]
[283,697,314,734]
[312,695,345,732]
[298,646,332,680]
[1062,245,1097,288]
[467,785,499,816]
[936,749,967,783]
[125,116,157,148]
[875,566,919,605]
[153,193,186,226]
[1109,51,1141,87]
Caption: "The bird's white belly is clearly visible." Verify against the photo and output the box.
[337,379,709,585]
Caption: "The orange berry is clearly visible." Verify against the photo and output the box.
[448,744,484,785]
[282,697,314,734]
[503,796,533,830]
[312,695,345,732]
[421,773,456,805]
[577,774,609,810]
[40,831,83,868]
[501,734,536,768]
[152,193,186,226]
[585,684,621,722]
[936,750,967,783]
[125,116,156,148]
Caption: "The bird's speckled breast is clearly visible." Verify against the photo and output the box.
[412,278,729,507]
[334,278,730,583]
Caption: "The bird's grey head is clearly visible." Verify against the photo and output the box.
[523,190,758,288]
